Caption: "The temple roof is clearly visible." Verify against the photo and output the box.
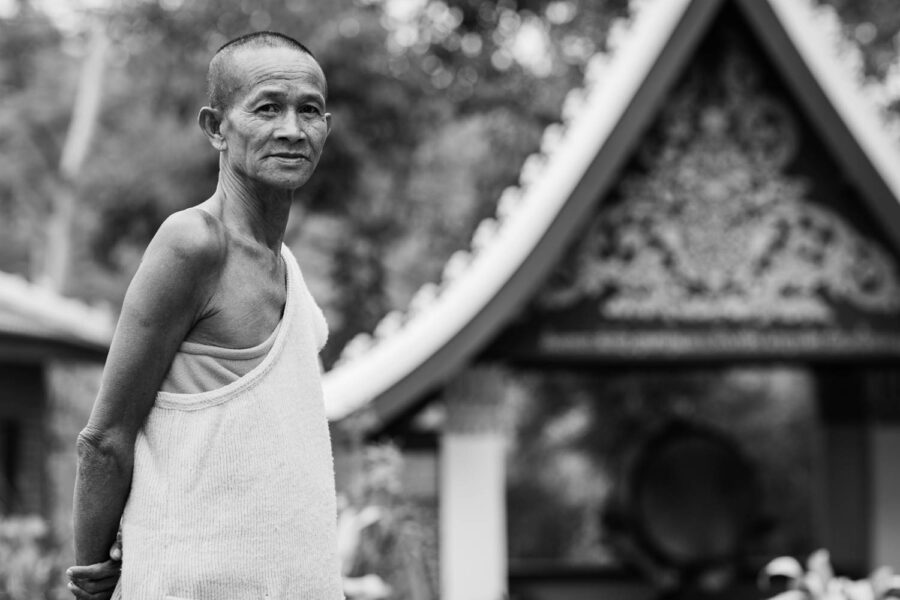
[322,0,900,429]
[0,271,114,362]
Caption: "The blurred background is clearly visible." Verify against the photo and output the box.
[1,0,900,599]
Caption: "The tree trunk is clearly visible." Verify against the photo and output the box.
[38,23,108,292]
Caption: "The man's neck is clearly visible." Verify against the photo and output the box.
[211,168,294,255]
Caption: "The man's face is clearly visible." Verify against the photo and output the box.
[218,46,331,190]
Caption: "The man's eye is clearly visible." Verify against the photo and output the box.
[257,104,279,114]
[300,105,322,115]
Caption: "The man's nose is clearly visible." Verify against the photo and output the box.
[275,111,307,142]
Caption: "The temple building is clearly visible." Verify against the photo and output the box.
[323,0,900,598]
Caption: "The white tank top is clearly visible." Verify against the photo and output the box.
[114,245,341,600]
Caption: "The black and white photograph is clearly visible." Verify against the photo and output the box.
[1,0,900,599]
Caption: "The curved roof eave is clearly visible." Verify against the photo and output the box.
[0,271,114,360]
[758,0,900,249]
[322,0,700,425]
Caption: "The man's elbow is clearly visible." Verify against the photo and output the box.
[76,427,133,476]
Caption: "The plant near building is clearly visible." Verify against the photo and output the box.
[337,443,438,600]
[760,549,900,600]
[0,515,67,600]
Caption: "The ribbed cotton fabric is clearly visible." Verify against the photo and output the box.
[113,245,342,600]
[159,320,282,394]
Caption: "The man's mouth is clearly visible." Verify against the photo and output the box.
[270,153,308,160]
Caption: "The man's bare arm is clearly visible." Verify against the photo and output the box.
[73,209,222,566]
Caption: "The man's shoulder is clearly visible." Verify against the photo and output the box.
[149,207,227,271]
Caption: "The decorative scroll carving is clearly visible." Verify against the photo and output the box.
[540,47,900,324]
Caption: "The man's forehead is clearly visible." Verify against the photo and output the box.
[221,46,326,103]
[229,46,324,84]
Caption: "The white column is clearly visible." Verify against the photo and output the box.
[865,371,900,571]
[440,367,508,600]
[871,427,900,569]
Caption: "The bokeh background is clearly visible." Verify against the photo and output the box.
[1,0,900,599]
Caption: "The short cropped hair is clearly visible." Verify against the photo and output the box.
[206,31,325,110]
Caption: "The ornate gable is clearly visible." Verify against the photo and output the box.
[489,14,900,361]
[325,0,900,427]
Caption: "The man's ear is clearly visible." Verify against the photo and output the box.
[198,106,227,151]
[324,112,333,138]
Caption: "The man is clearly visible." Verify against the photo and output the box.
[67,32,343,599]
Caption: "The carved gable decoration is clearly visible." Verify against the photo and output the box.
[484,26,900,362]
[540,42,900,328]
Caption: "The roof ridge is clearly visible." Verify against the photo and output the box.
[335,1,645,368]
[778,0,900,141]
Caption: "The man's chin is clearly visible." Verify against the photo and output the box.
[257,171,312,191]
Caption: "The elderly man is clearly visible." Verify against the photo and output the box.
[67,32,343,599]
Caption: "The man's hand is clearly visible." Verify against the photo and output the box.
[67,535,122,600]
